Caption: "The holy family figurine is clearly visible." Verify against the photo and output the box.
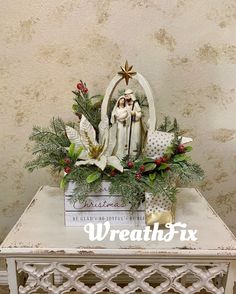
[111,89,143,160]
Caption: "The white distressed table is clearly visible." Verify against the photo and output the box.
[0,186,236,294]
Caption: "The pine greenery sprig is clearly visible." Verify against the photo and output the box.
[135,92,149,108]
[170,161,204,184]
[72,83,103,138]
[109,171,146,209]
[25,117,71,173]
[158,116,180,134]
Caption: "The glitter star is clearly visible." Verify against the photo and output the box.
[118,61,137,85]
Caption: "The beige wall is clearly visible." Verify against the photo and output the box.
[1,0,236,260]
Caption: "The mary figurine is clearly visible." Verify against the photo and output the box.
[111,96,129,159]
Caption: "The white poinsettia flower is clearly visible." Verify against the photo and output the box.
[66,115,123,172]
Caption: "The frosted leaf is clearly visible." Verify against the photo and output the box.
[79,115,98,149]
[65,125,88,159]
[65,126,82,149]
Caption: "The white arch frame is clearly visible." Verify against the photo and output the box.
[100,73,157,131]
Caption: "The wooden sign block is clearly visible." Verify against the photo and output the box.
[64,181,145,226]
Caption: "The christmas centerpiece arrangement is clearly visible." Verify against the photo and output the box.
[26,61,204,226]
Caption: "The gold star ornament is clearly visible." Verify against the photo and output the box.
[118,61,137,85]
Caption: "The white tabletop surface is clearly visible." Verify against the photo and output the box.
[1,186,236,258]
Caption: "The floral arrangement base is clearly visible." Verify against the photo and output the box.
[25,62,204,229]
[64,181,145,226]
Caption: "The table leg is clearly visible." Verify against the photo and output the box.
[6,258,18,294]
[225,260,236,294]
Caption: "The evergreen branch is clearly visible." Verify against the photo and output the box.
[157,116,180,134]
[74,95,94,123]
[170,161,204,184]
[25,117,70,172]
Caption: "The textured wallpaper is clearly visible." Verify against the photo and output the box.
[0,0,236,260]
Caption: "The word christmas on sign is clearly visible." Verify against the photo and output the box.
[76,199,127,209]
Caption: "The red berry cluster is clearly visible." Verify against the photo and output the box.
[139,165,145,173]
[110,170,116,177]
[154,156,167,165]
[64,157,72,174]
[64,166,71,174]
[154,156,170,171]
[127,161,134,168]
[127,161,145,181]
[135,165,145,181]
[135,172,142,181]
[76,81,88,94]
[177,144,186,154]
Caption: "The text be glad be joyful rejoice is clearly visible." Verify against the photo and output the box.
[84,221,198,242]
